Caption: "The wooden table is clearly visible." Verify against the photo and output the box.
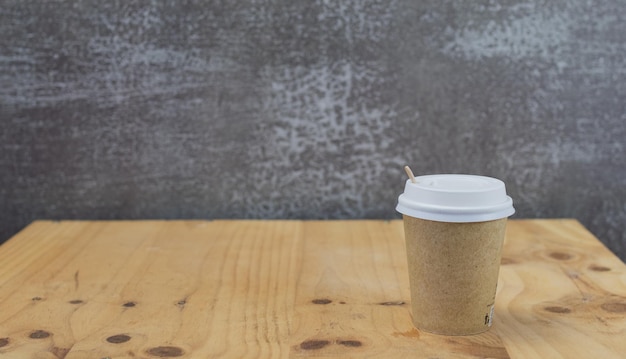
[0,220,625,358]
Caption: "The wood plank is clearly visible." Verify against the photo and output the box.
[0,220,303,359]
[0,219,624,358]
[496,219,626,359]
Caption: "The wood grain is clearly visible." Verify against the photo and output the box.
[0,219,624,358]
[496,219,626,358]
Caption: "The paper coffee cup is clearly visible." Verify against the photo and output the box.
[396,174,515,335]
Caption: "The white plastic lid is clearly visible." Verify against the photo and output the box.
[396,174,515,223]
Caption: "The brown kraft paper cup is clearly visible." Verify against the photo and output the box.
[403,215,507,335]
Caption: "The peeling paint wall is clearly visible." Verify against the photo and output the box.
[1,1,625,259]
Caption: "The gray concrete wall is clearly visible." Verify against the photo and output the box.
[1,1,625,259]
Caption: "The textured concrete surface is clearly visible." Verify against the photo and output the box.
[1,1,625,259]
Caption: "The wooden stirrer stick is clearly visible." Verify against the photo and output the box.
[404,165,417,183]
